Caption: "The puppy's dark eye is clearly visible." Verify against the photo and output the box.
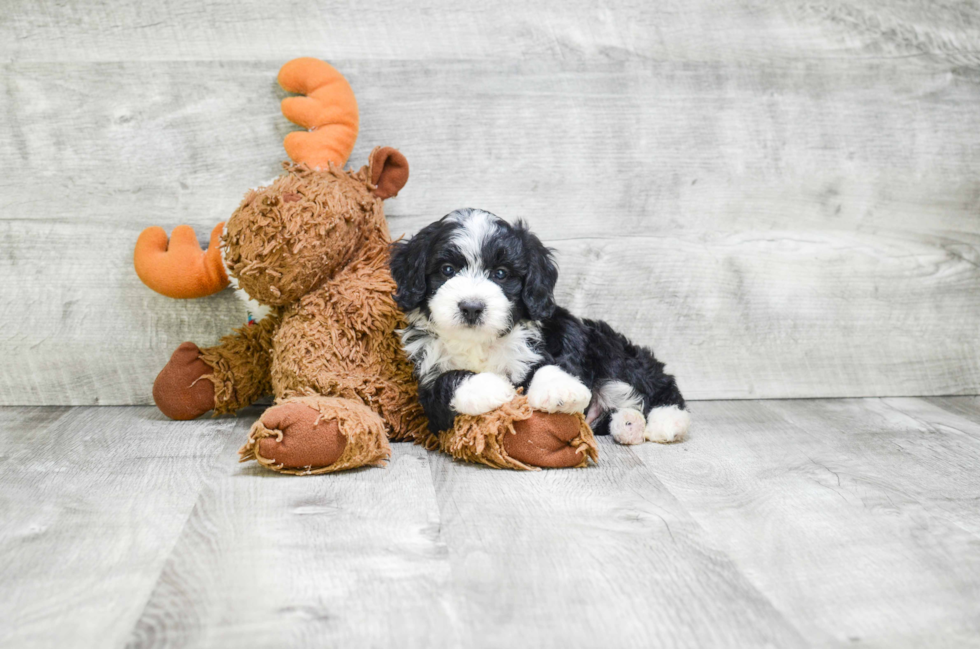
[440,264,456,278]
[492,267,508,280]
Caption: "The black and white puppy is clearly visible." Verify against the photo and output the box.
[389,208,689,445]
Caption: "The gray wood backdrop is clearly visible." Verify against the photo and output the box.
[2,1,979,405]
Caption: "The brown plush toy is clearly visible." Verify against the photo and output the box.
[134,58,597,473]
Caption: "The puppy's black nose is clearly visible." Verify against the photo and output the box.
[458,300,486,325]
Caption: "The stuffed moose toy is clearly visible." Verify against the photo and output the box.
[134,57,598,473]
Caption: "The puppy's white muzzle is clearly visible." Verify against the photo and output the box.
[428,273,511,336]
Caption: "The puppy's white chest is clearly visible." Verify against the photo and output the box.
[448,332,542,384]
[401,316,544,386]
[442,338,497,374]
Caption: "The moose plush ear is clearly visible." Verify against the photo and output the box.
[369,146,409,199]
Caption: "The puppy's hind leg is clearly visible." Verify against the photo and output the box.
[593,380,646,445]
[642,372,689,443]
[609,408,646,445]
[645,405,690,443]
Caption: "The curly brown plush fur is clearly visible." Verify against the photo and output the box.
[239,394,392,475]
[141,58,599,474]
[151,149,433,473]
[441,394,598,471]
[199,315,280,415]
[219,158,429,446]
[148,150,598,473]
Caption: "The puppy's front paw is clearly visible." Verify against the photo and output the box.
[451,373,517,416]
[526,365,592,414]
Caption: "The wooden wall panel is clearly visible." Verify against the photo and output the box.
[2,2,979,404]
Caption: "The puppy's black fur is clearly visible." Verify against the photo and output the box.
[390,211,556,324]
[539,314,686,436]
[414,370,471,435]
[390,208,686,436]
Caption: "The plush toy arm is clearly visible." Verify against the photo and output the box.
[198,314,280,415]
[439,395,598,470]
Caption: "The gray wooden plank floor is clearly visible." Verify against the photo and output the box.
[2,398,980,648]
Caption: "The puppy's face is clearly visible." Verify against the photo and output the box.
[391,209,558,338]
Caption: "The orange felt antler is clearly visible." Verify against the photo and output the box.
[134,222,229,299]
[278,58,359,169]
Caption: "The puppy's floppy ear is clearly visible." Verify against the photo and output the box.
[517,220,558,321]
[389,226,433,312]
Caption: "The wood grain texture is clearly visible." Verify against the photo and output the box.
[126,439,456,649]
[923,395,980,428]
[4,398,980,646]
[634,399,980,647]
[2,2,980,404]
[426,440,806,648]
[0,406,249,648]
[2,0,979,64]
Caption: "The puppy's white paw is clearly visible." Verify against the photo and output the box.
[645,405,690,443]
[610,408,646,445]
[526,365,592,414]
[451,373,517,416]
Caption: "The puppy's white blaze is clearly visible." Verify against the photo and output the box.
[609,408,646,445]
[526,365,592,414]
[451,372,516,416]
[645,405,690,443]
[449,209,498,270]
[427,272,511,334]
[400,312,543,387]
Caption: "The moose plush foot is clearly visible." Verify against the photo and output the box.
[239,396,391,474]
[505,411,597,468]
[153,342,216,420]
[440,395,598,470]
